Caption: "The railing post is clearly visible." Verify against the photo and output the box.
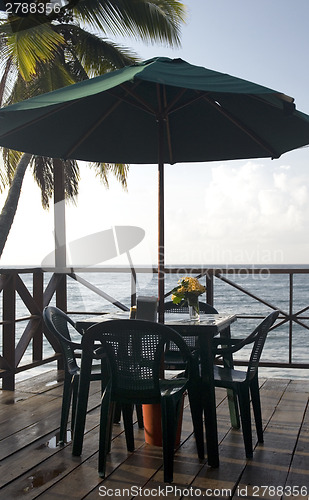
[56,273,67,371]
[289,272,293,364]
[206,270,214,306]
[33,270,43,362]
[56,273,67,313]
[130,268,137,307]
[2,273,16,390]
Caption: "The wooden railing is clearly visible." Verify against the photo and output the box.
[1,266,308,389]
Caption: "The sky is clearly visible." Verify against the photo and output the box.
[1,0,309,267]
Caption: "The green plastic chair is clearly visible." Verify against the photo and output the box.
[164,300,218,315]
[72,319,203,483]
[212,310,279,458]
[164,300,219,370]
[43,306,104,444]
[164,300,240,430]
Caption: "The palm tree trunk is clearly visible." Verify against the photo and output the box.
[0,153,32,259]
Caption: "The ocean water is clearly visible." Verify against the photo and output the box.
[8,267,309,381]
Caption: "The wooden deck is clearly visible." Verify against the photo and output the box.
[0,371,308,499]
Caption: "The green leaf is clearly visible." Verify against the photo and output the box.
[172,295,182,304]
[2,17,65,80]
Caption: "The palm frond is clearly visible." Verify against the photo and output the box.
[6,71,34,103]
[0,55,15,106]
[63,158,80,203]
[2,16,65,80]
[90,162,129,189]
[0,170,8,192]
[31,157,80,209]
[0,147,25,192]
[72,0,186,46]
[57,23,139,76]
[6,58,77,104]
[35,56,78,89]
[2,147,24,181]
[31,156,54,209]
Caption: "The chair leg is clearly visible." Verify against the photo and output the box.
[187,385,204,459]
[113,403,143,428]
[59,373,74,444]
[227,389,240,429]
[136,404,144,429]
[250,375,263,443]
[107,402,115,453]
[122,404,135,452]
[221,327,241,430]
[113,402,122,423]
[72,355,92,457]
[98,382,112,478]
[238,385,253,459]
[71,376,79,435]
[161,396,179,483]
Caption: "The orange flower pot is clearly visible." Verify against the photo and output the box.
[142,398,184,447]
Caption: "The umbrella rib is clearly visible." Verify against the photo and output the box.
[64,97,124,159]
[165,90,205,115]
[201,93,280,158]
[116,83,157,116]
[64,82,159,158]
[64,82,153,158]
[0,100,77,141]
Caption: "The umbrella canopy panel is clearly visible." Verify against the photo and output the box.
[1,57,309,164]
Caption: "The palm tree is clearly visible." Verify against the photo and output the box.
[0,0,186,258]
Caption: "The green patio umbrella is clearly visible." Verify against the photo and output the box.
[1,56,309,319]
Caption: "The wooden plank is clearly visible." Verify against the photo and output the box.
[281,386,309,499]
[0,374,103,459]
[83,413,203,500]
[0,374,308,499]
[2,273,16,390]
[0,419,143,498]
[0,380,101,435]
[15,275,41,315]
[8,370,64,394]
[33,271,44,361]
[232,380,309,500]
[283,428,309,499]
[191,378,292,500]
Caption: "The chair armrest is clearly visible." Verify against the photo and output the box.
[212,338,245,356]
[92,346,107,359]
[68,340,83,350]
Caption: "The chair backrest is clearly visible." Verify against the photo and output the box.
[246,310,279,381]
[164,300,218,350]
[136,296,158,321]
[164,300,218,314]
[82,319,194,404]
[43,306,80,375]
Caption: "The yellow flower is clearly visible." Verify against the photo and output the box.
[171,276,206,304]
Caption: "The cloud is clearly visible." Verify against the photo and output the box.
[166,161,309,264]
[1,158,309,266]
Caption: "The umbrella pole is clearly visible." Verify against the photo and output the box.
[158,114,165,323]
[158,160,164,323]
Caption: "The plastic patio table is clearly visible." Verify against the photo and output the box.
[74,312,237,468]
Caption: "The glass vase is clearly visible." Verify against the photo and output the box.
[187,295,200,322]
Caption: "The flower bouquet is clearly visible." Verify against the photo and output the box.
[171,276,206,321]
